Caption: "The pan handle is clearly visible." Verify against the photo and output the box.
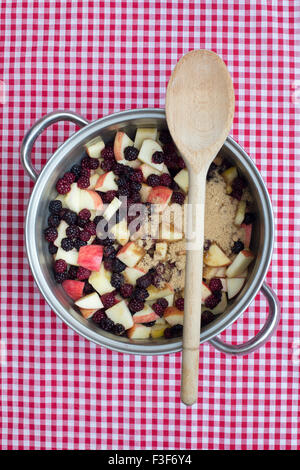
[209,282,280,355]
[21,110,89,183]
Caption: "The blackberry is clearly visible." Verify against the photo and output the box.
[62,209,77,226]
[93,215,105,226]
[78,209,91,220]
[79,230,91,242]
[129,191,141,203]
[147,174,160,187]
[92,309,107,324]
[111,162,125,175]
[48,215,60,228]
[156,298,168,309]
[204,294,220,310]
[232,177,247,192]
[176,156,186,169]
[89,158,99,170]
[171,191,185,205]
[66,225,80,239]
[49,200,62,215]
[67,266,78,280]
[100,317,114,332]
[143,321,156,327]
[120,283,134,298]
[70,164,82,180]
[124,146,139,161]
[164,328,172,339]
[77,217,88,228]
[111,272,124,289]
[171,180,180,191]
[80,167,91,177]
[118,185,130,197]
[114,323,125,336]
[128,298,144,313]
[56,178,71,195]
[73,238,87,250]
[132,287,149,301]
[232,240,244,254]
[131,169,143,183]
[61,237,74,251]
[85,221,96,235]
[209,278,223,293]
[81,156,91,168]
[175,297,184,311]
[112,258,126,273]
[83,282,95,295]
[102,190,118,204]
[77,175,90,189]
[152,302,165,317]
[130,181,142,192]
[54,259,67,273]
[201,310,215,327]
[48,242,58,255]
[103,245,117,259]
[231,189,243,201]
[63,172,76,184]
[243,212,255,225]
[152,151,164,164]
[104,258,114,271]
[54,271,68,283]
[101,159,114,172]
[169,324,183,337]
[159,173,172,187]
[101,292,116,309]
[101,144,115,160]
[44,227,58,242]
[77,266,91,281]
[136,273,153,289]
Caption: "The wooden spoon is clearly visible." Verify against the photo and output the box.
[166,50,235,406]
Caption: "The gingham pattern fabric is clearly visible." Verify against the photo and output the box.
[0,0,298,450]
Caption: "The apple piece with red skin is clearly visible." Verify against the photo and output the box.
[95,171,118,192]
[132,304,159,324]
[62,280,84,300]
[75,292,103,309]
[163,306,184,326]
[201,282,212,304]
[114,131,134,161]
[79,308,98,319]
[226,249,255,278]
[147,186,173,212]
[78,245,103,272]
[106,300,134,330]
[147,283,174,301]
[127,324,152,339]
[242,223,252,249]
[85,136,105,158]
[116,241,145,268]
[88,173,101,190]
[80,189,103,211]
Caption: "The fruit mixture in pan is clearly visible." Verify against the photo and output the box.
[44,127,256,340]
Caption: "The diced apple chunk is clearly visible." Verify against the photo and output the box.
[64,183,82,213]
[132,304,159,324]
[242,223,252,249]
[62,280,84,300]
[201,282,212,304]
[140,163,161,181]
[103,197,122,221]
[89,264,114,295]
[147,284,174,301]
[79,308,97,319]
[154,242,168,260]
[85,136,105,158]
[204,244,231,267]
[147,186,173,212]
[114,131,134,161]
[134,128,158,149]
[75,292,103,309]
[138,139,164,172]
[80,189,103,211]
[106,300,134,330]
[123,266,146,285]
[151,324,168,338]
[77,245,103,272]
[222,166,238,186]
[127,324,151,339]
[116,241,145,268]
[55,247,78,266]
[227,278,245,299]
[234,200,247,226]
[174,168,189,193]
[164,306,184,326]
[226,249,255,278]
[95,171,118,192]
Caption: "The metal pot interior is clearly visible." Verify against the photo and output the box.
[26,109,273,355]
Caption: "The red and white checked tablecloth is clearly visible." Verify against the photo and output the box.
[0,0,299,450]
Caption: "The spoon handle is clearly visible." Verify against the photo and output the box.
[181,170,206,406]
